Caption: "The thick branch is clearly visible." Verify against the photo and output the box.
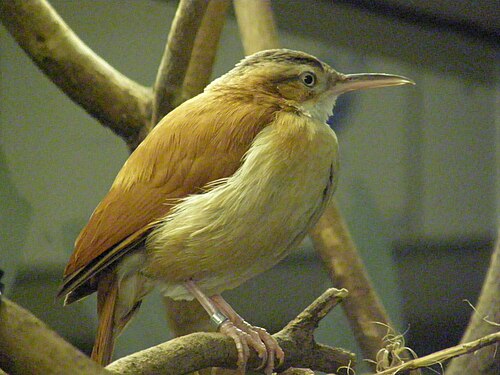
[445,228,500,375]
[108,289,355,374]
[309,201,392,363]
[0,0,152,150]
[151,0,209,125]
[233,0,280,54]
[0,298,110,375]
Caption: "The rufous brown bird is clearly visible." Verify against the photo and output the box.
[58,49,413,373]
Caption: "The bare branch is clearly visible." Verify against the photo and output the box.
[375,331,500,375]
[107,288,355,374]
[309,201,393,364]
[233,0,280,54]
[446,228,500,375]
[0,0,152,150]
[0,298,111,375]
[181,0,231,100]
[151,0,209,125]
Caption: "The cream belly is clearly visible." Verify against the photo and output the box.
[142,111,339,300]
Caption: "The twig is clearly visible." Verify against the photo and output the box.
[0,0,152,150]
[375,331,500,375]
[233,0,280,54]
[107,288,355,374]
[309,201,393,364]
[0,298,110,375]
[151,0,209,125]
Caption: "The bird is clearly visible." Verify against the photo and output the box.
[58,48,413,374]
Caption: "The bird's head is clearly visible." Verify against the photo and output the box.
[207,49,414,123]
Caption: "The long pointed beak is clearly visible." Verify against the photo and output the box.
[332,73,415,96]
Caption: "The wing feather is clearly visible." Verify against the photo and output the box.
[59,91,277,300]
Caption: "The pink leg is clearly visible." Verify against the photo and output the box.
[184,281,283,374]
[211,294,285,375]
[184,281,249,373]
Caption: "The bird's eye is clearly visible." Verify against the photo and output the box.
[300,72,316,87]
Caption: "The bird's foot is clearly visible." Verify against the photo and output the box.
[218,319,283,375]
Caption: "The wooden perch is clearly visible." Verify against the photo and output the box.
[0,0,152,150]
[0,298,110,375]
[107,288,355,374]
[0,290,354,375]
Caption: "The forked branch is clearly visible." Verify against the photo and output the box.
[0,0,152,150]
[0,290,354,375]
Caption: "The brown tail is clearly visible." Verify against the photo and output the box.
[91,272,119,366]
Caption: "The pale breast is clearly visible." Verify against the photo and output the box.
[145,111,339,300]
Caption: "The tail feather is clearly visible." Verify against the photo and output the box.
[91,272,119,366]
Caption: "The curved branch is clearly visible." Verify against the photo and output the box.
[151,0,209,125]
[309,201,393,363]
[0,298,110,375]
[107,289,355,374]
[233,0,280,54]
[0,0,152,150]
[181,0,231,100]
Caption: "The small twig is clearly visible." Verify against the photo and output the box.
[151,0,209,126]
[0,0,152,150]
[108,288,355,374]
[375,331,500,375]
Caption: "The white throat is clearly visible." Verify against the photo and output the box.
[299,95,337,123]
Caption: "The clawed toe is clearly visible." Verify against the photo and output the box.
[220,320,284,374]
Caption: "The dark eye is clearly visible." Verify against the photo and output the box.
[300,72,316,87]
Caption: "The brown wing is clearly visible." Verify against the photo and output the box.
[59,91,278,301]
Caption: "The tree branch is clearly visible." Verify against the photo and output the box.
[0,0,152,150]
[445,228,500,375]
[233,0,280,54]
[0,298,110,375]
[181,0,231,100]
[309,201,393,363]
[151,0,209,125]
[107,288,355,374]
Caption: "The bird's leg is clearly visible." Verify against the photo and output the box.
[184,280,251,373]
[211,294,285,375]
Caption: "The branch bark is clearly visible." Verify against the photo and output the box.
[233,0,280,53]
[309,202,393,363]
[0,298,110,375]
[0,0,152,150]
[445,228,500,375]
[107,289,355,374]
[151,0,209,126]
[181,0,231,100]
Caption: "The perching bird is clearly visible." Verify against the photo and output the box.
[58,49,413,373]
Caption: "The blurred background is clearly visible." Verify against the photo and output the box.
[1,0,498,372]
